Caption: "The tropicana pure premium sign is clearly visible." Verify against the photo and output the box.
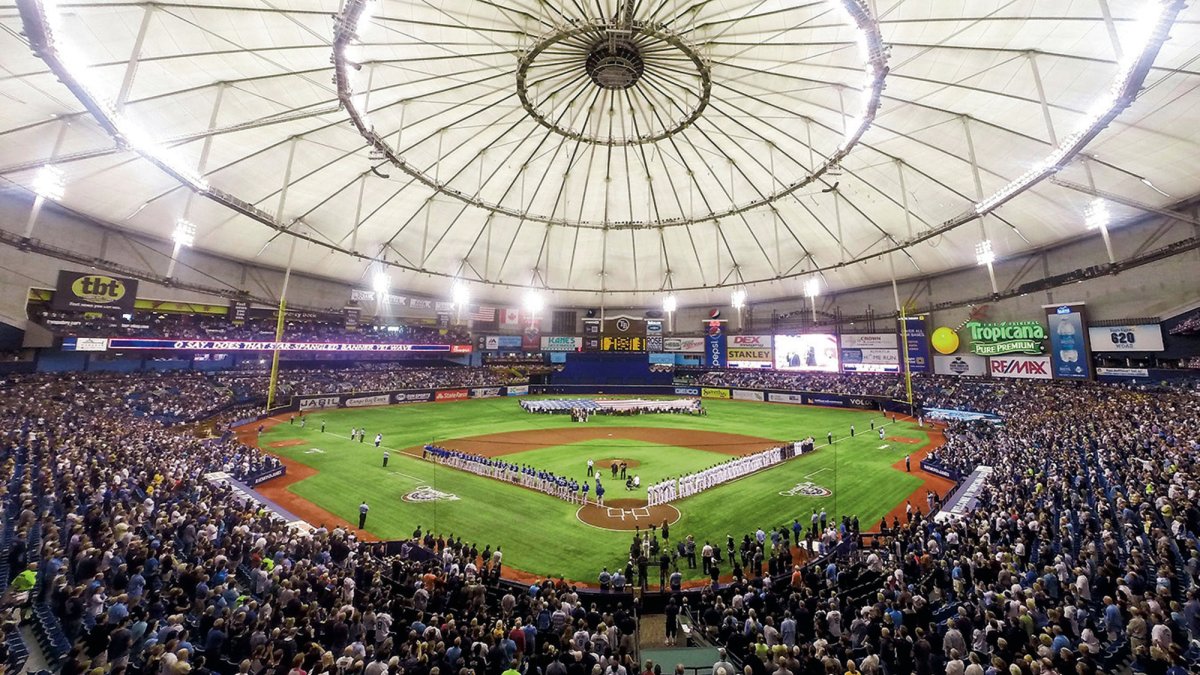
[967,320,1047,356]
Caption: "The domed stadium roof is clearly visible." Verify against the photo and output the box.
[1,0,1197,305]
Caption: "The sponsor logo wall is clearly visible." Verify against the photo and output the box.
[663,337,705,352]
[766,392,804,404]
[434,389,469,401]
[484,335,522,350]
[933,354,987,376]
[470,387,503,398]
[674,386,700,396]
[1088,324,1165,352]
[540,336,582,351]
[1044,303,1092,380]
[701,387,731,399]
[394,392,435,403]
[506,385,530,396]
[52,270,139,313]
[731,389,765,402]
[987,355,1052,379]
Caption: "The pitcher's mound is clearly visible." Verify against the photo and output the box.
[577,498,681,531]
[595,458,641,471]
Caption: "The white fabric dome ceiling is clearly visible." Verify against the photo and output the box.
[1,0,1198,306]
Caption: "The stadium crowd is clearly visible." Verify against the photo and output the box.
[2,363,1199,675]
[667,377,1200,675]
[0,370,640,675]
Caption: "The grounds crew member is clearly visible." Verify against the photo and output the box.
[358,501,369,528]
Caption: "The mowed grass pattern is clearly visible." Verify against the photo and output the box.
[260,397,927,581]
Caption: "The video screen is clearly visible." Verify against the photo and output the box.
[774,334,840,372]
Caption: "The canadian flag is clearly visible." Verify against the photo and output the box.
[500,308,521,326]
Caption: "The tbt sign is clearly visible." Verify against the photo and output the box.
[967,321,1046,356]
[52,270,138,313]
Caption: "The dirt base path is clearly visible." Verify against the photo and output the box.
[407,427,783,458]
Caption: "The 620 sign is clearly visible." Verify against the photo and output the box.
[1108,331,1137,346]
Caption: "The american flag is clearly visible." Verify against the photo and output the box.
[469,305,496,322]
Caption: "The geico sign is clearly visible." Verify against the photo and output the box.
[731,335,768,346]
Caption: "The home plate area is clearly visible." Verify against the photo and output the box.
[577,499,680,531]
[606,506,651,521]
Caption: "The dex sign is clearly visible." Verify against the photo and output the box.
[967,321,1046,356]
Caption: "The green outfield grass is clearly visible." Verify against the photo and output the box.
[258,397,928,581]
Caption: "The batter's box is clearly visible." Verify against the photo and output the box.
[605,507,652,520]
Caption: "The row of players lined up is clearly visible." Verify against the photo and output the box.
[421,444,636,504]
[646,445,790,506]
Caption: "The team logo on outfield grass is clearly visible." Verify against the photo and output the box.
[402,486,460,503]
[779,482,832,497]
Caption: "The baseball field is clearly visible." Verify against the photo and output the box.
[250,397,943,583]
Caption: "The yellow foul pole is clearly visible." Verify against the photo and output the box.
[899,305,915,417]
[265,237,298,412]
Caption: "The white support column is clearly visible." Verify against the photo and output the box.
[115,5,156,112]
[962,116,999,294]
[350,173,366,253]
[896,159,913,239]
[24,118,70,238]
[167,85,225,278]
[1027,52,1058,146]
[1084,157,1117,264]
[888,252,901,313]
[1097,0,1123,62]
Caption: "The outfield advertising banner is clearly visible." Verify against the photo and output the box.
[394,391,436,403]
[434,389,469,402]
[674,386,700,396]
[1088,324,1165,352]
[540,336,582,351]
[934,354,987,377]
[988,355,1053,379]
[298,396,341,411]
[840,333,899,349]
[1044,303,1092,380]
[804,393,879,410]
[506,385,530,396]
[840,348,900,373]
[484,335,522,350]
[701,387,731,399]
[345,394,391,408]
[731,389,765,402]
[63,338,469,353]
[52,270,139,314]
[774,334,839,372]
[663,337,705,352]
[767,392,804,404]
[726,334,773,367]
[705,326,727,367]
[470,387,503,398]
[1097,367,1150,377]
[900,316,932,373]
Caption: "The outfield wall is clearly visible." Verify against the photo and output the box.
[280,382,916,416]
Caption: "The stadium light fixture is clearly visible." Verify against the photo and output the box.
[663,294,677,333]
[524,290,544,315]
[172,218,196,248]
[32,165,65,201]
[731,289,746,330]
[974,240,995,266]
[451,280,470,308]
[373,271,390,295]
[1084,199,1110,231]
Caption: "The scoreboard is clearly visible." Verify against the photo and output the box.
[601,336,646,352]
